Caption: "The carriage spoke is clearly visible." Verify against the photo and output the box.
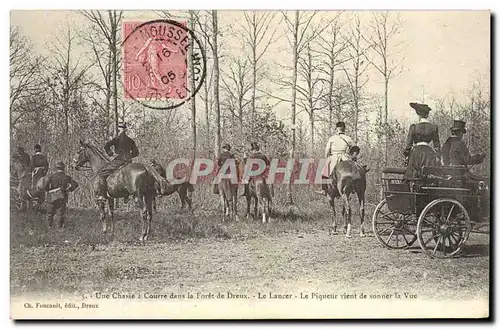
[440,235,446,255]
[432,236,442,255]
[401,226,417,237]
[385,229,395,245]
[402,233,410,246]
[423,233,440,247]
[395,230,399,247]
[377,227,391,236]
[445,205,455,224]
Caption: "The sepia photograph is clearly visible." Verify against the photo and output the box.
[8,8,491,319]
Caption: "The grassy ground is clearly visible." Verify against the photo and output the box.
[10,185,490,303]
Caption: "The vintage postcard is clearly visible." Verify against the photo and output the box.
[9,9,491,319]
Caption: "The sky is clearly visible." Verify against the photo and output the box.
[10,10,490,126]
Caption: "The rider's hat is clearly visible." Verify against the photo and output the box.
[451,119,467,133]
[34,144,41,151]
[17,146,24,152]
[222,143,231,151]
[56,161,65,169]
[409,102,432,117]
[336,121,346,129]
[250,142,260,151]
[118,122,128,129]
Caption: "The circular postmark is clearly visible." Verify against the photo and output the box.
[122,19,207,110]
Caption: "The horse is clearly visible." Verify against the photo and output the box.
[153,181,194,213]
[327,160,370,238]
[218,176,239,222]
[74,140,168,242]
[246,176,272,223]
[11,159,48,212]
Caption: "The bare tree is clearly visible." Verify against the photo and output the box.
[10,27,45,131]
[81,10,123,135]
[237,11,280,136]
[189,10,197,158]
[362,11,404,165]
[342,13,371,143]
[314,12,351,134]
[220,57,253,125]
[212,10,221,158]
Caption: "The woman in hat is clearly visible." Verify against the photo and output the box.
[403,102,441,180]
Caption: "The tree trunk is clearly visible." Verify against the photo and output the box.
[287,10,299,205]
[212,10,221,158]
[383,77,388,166]
[328,50,335,135]
[189,11,197,159]
[251,12,257,137]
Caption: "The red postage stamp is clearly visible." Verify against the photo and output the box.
[123,21,189,101]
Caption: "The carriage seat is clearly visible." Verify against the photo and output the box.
[382,167,406,175]
[421,166,468,179]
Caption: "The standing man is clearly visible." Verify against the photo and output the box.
[44,161,79,229]
[97,122,139,201]
[441,120,486,168]
[30,144,49,189]
[316,122,356,195]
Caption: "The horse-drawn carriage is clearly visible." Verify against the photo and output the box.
[371,166,490,258]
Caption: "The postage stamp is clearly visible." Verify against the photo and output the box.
[122,19,206,110]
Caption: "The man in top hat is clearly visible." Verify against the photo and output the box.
[30,144,49,190]
[441,120,486,167]
[213,143,236,195]
[316,121,356,196]
[97,122,139,201]
[403,102,441,180]
[44,161,79,229]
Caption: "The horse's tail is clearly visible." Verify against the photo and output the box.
[143,163,169,194]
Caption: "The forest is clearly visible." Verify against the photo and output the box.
[10,10,490,208]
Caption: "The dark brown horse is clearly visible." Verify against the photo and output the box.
[218,177,239,222]
[327,160,370,238]
[74,140,168,241]
[153,181,194,213]
[246,177,272,223]
[11,159,47,212]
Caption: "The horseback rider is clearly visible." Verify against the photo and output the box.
[30,144,49,190]
[44,161,79,229]
[97,122,139,201]
[441,119,487,182]
[213,143,236,195]
[403,103,441,181]
[316,122,356,196]
[14,146,31,171]
[241,142,271,197]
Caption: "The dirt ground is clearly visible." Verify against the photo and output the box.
[10,195,490,304]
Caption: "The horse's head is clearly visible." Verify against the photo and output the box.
[74,140,91,169]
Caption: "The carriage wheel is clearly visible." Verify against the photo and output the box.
[417,198,471,259]
[10,187,26,212]
[372,199,417,249]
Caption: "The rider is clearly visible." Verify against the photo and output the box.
[14,146,31,171]
[441,120,487,183]
[213,143,236,195]
[315,122,356,196]
[403,102,441,181]
[242,142,271,197]
[97,122,139,201]
[44,161,79,229]
[30,144,49,190]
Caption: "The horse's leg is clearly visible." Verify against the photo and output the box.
[357,189,366,237]
[233,188,239,221]
[153,197,157,214]
[245,195,251,219]
[342,192,352,238]
[220,193,226,222]
[329,196,337,235]
[99,200,107,233]
[145,194,154,241]
[136,193,147,242]
[108,198,115,234]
